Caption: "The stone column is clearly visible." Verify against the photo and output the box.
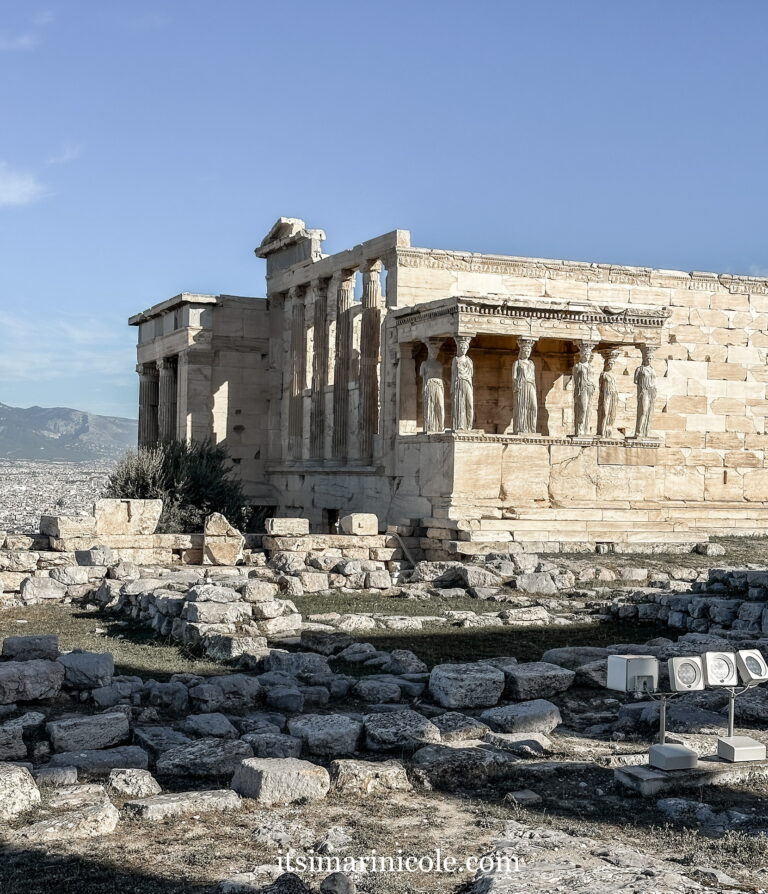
[288,286,306,460]
[359,260,383,460]
[510,338,538,434]
[332,270,355,460]
[631,344,658,440]
[137,363,159,447]
[309,278,329,460]
[451,335,474,431]
[571,340,597,438]
[157,358,178,444]
[420,338,445,434]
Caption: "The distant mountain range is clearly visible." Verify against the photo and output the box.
[0,402,137,461]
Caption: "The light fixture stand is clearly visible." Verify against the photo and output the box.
[644,690,698,770]
[716,683,767,763]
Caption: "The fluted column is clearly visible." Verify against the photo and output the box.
[332,271,355,460]
[309,278,329,460]
[288,286,306,460]
[359,260,383,461]
[157,357,177,444]
[137,363,159,447]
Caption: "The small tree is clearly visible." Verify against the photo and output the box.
[105,441,247,533]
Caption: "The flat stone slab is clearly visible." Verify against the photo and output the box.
[615,756,768,797]
[47,745,149,774]
[124,789,242,820]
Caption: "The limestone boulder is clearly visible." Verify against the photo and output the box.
[432,711,491,743]
[13,801,119,842]
[107,768,162,798]
[0,722,27,760]
[501,662,575,700]
[241,732,303,758]
[480,699,562,734]
[0,764,40,820]
[47,745,149,774]
[287,714,362,756]
[339,513,378,536]
[75,546,116,566]
[330,759,412,795]
[40,514,97,538]
[182,713,239,739]
[429,663,505,708]
[265,518,310,536]
[363,710,441,752]
[57,651,114,690]
[19,577,67,604]
[2,635,59,662]
[514,572,558,596]
[124,789,241,820]
[94,498,163,535]
[47,712,130,753]
[0,659,65,704]
[411,744,520,788]
[231,757,330,805]
[156,737,253,778]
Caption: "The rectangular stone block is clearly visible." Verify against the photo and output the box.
[339,513,379,535]
[39,515,97,538]
[265,518,310,535]
[94,499,163,535]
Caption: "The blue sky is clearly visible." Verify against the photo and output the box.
[1,0,767,419]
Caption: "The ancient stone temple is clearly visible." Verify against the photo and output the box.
[130,217,768,549]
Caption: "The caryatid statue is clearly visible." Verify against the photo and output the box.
[572,341,597,437]
[633,345,657,438]
[597,349,621,438]
[420,339,445,434]
[451,336,474,431]
[510,338,538,434]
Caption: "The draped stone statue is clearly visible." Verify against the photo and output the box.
[510,338,537,434]
[597,349,621,438]
[420,339,445,434]
[451,336,474,431]
[572,341,596,437]
[633,346,657,438]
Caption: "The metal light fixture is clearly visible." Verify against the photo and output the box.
[736,649,768,685]
[702,651,739,688]
[606,655,659,694]
[668,656,705,692]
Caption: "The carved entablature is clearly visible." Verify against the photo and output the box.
[394,295,672,346]
[394,247,768,294]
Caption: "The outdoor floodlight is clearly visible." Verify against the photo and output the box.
[668,656,705,692]
[606,655,659,694]
[736,649,768,685]
[702,651,739,688]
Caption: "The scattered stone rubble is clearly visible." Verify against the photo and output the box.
[2,500,768,892]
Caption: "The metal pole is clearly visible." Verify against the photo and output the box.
[728,689,736,738]
[659,695,667,745]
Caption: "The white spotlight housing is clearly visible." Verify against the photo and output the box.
[736,649,768,685]
[702,651,739,688]
[668,656,705,692]
[606,655,659,694]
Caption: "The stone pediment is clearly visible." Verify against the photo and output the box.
[255,217,326,259]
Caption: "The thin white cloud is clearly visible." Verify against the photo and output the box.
[749,264,768,277]
[0,32,39,51]
[0,10,55,51]
[0,161,47,206]
[0,313,135,384]
[32,10,55,27]
[46,141,83,166]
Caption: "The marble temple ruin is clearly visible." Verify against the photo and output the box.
[129,218,768,549]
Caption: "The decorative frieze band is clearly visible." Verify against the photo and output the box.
[393,248,768,294]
